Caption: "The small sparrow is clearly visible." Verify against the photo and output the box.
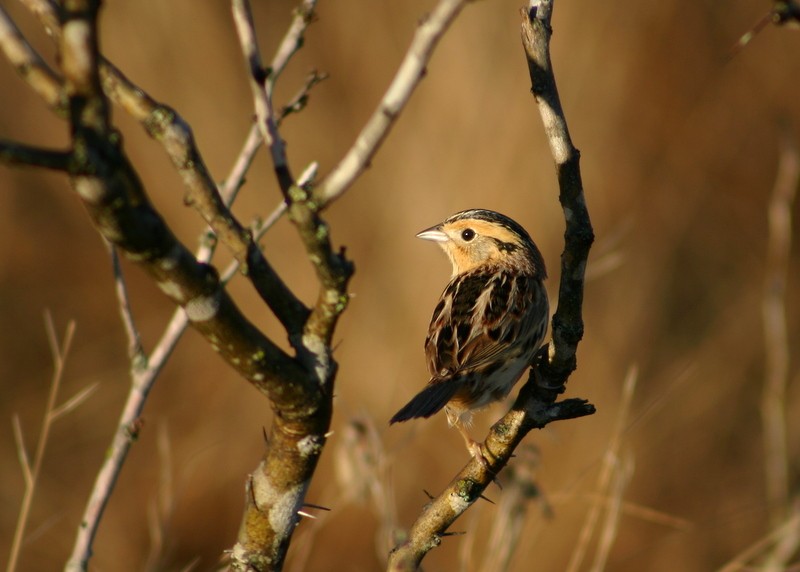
[390,209,549,464]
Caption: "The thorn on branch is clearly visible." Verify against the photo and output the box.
[302,502,331,512]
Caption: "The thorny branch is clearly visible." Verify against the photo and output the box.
[388,1,595,568]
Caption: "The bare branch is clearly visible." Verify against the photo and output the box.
[568,369,637,572]
[315,0,470,208]
[9,0,310,336]
[761,127,799,534]
[49,383,99,421]
[11,416,32,487]
[232,0,294,192]
[0,5,63,110]
[233,0,353,371]
[218,124,262,208]
[730,0,800,57]
[268,0,319,86]
[109,246,145,360]
[219,161,319,284]
[17,0,60,39]
[521,0,594,398]
[278,70,329,125]
[0,140,71,170]
[717,508,800,572]
[8,314,76,572]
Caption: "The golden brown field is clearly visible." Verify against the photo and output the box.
[1,1,799,570]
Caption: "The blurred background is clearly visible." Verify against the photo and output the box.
[1,1,799,570]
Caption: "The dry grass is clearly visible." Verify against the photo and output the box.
[2,1,800,570]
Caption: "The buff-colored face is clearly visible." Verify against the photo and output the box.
[417,218,530,275]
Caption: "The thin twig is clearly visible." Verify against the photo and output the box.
[717,508,800,572]
[232,0,294,193]
[217,123,263,209]
[17,0,60,39]
[761,126,799,565]
[109,246,145,360]
[589,453,633,572]
[278,70,329,124]
[50,383,99,422]
[0,140,71,170]
[568,368,637,572]
[478,446,550,572]
[315,0,470,208]
[729,0,800,58]
[267,0,318,90]
[7,313,75,572]
[0,4,63,109]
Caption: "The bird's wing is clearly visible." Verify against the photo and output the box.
[426,269,541,377]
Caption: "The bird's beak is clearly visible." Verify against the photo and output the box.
[416,225,448,243]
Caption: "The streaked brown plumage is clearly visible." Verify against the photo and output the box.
[390,209,549,462]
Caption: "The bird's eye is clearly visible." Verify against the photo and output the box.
[461,228,476,241]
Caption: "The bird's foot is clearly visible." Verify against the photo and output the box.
[466,439,491,469]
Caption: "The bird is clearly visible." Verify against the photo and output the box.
[390,209,549,464]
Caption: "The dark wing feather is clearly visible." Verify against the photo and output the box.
[426,269,533,376]
[389,377,461,423]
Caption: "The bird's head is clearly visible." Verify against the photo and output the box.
[416,209,546,278]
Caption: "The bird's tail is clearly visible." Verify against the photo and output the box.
[389,379,460,424]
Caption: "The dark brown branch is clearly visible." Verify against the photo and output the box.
[388,1,595,567]
[521,0,594,398]
[57,0,313,410]
[104,67,310,338]
[0,140,71,170]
